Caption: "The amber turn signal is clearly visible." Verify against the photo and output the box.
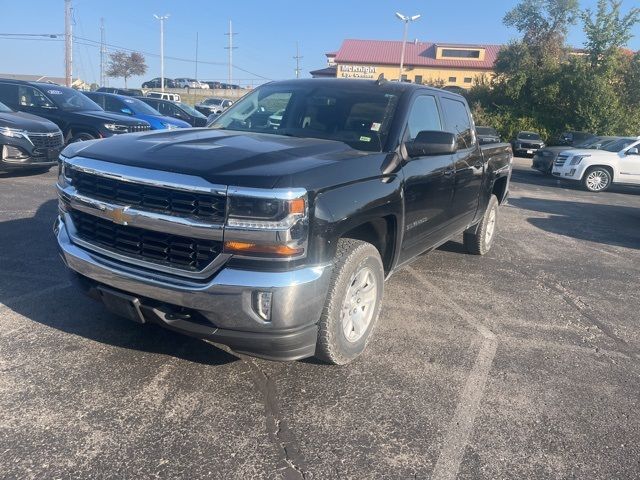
[287,198,306,215]
[224,241,304,257]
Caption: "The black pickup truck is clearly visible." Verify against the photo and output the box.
[55,79,512,364]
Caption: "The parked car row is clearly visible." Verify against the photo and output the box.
[140,77,242,90]
[0,77,221,173]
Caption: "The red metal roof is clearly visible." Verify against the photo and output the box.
[333,39,501,70]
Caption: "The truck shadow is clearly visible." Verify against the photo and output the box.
[0,200,238,366]
[509,197,640,250]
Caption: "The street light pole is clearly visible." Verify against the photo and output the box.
[154,14,169,92]
[395,12,421,81]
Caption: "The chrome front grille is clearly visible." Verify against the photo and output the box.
[555,154,569,167]
[60,157,229,279]
[127,125,151,133]
[68,169,226,222]
[28,131,64,149]
[70,210,221,271]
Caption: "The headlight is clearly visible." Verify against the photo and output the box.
[0,127,27,139]
[570,155,590,165]
[103,123,129,133]
[162,123,180,130]
[224,187,308,259]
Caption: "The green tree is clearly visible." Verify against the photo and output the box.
[105,51,147,88]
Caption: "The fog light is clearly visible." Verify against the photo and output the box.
[2,145,29,161]
[252,291,273,322]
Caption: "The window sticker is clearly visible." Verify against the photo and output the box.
[360,136,371,142]
[371,122,381,132]
[47,90,63,95]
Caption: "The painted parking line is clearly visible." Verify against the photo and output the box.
[405,266,498,480]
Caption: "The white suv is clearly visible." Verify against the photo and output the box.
[175,78,209,89]
[552,136,640,192]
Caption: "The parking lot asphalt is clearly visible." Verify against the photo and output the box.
[1,157,639,480]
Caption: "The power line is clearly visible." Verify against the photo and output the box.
[72,34,272,80]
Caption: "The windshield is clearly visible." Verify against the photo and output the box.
[602,138,638,152]
[577,137,617,149]
[122,97,160,115]
[518,132,541,140]
[177,102,206,119]
[43,86,102,111]
[476,127,497,136]
[210,83,400,152]
[0,101,12,113]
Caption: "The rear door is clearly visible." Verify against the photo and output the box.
[440,96,484,230]
[399,94,456,263]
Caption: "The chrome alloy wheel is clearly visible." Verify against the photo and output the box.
[485,206,497,244]
[585,170,610,191]
[340,266,378,343]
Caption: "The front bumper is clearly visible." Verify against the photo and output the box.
[55,216,333,361]
[552,163,588,181]
[1,140,60,170]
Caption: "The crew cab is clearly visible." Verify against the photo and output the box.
[552,136,640,192]
[55,79,512,364]
[0,79,151,144]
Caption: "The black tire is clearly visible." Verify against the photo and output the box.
[582,166,612,192]
[315,239,384,365]
[69,132,96,144]
[464,194,499,255]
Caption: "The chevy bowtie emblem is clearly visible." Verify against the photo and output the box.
[108,207,132,225]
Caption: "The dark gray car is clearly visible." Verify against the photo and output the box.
[0,100,63,172]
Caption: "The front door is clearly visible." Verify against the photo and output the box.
[618,142,640,184]
[17,85,62,129]
[399,94,456,263]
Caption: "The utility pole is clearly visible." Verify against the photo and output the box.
[224,20,237,87]
[154,14,170,92]
[64,0,73,87]
[99,18,106,87]
[195,32,199,80]
[293,42,303,79]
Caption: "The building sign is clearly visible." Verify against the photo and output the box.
[339,64,377,79]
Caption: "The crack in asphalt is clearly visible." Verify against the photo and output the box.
[241,355,308,480]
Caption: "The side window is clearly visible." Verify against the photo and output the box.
[0,83,19,107]
[18,86,55,109]
[441,97,475,149]
[89,95,104,109]
[104,96,123,112]
[406,95,442,141]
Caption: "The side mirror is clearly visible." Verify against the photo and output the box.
[406,131,457,158]
[626,147,639,155]
[120,108,133,115]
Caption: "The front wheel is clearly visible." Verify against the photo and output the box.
[464,194,499,255]
[582,167,611,192]
[315,239,384,365]
[68,132,96,144]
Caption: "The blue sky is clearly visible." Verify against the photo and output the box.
[1,0,639,87]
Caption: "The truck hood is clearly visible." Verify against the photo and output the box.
[61,128,372,189]
[0,111,60,133]
[564,148,616,158]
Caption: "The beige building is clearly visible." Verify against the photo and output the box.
[316,39,501,89]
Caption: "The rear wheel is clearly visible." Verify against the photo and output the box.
[315,239,384,365]
[464,194,499,255]
[582,167,611,192]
